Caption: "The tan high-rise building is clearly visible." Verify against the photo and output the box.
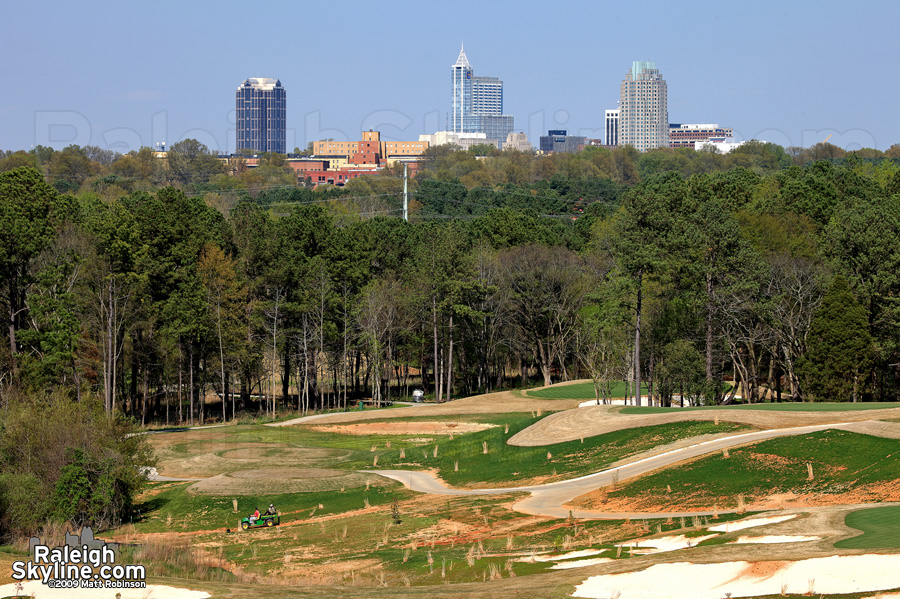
[619,61,668,151]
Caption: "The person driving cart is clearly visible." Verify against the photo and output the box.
[249,507,260,524]
[265,504,276,515]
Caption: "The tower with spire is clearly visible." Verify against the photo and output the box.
[450,43,475,133]
[448,43,514,147]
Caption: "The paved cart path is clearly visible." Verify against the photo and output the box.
[369,421,864,519]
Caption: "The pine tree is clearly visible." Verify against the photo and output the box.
[799,275,872,401]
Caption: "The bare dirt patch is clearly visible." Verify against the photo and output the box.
[153,445,342,479]
[569,479,900,514]
[311,420,496,436]
[188,469,385,495]
[735,559,789,579]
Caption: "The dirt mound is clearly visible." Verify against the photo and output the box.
[154,445,344,478]
[510,405,900,446]
[311,421,495,435]
[229,467,346,480]
[282,389,580,427]
[188,468,385,495]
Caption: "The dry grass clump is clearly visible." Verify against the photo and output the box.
[129,535,235,581]
[466,544,476,567]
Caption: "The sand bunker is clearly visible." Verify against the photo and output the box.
[573,554,900,599]
[708,514,797,532]
[0,581,210,598]
[188,468,384,495]
[618,534,718,554]
[727,534,821,544]
[310,421,495,435]
[550,557,613,569]
[532,549,602,562]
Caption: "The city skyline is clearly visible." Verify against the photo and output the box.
[1,1,898,152]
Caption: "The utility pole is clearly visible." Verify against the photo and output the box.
[403,163,408,222]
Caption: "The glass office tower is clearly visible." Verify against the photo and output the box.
[236,77,286,154]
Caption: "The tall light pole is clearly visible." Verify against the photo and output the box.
[403,163,408,222]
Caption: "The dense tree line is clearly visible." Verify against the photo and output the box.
[5,141,900,540]
[2,141,900,421]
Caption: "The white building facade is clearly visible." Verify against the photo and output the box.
[619,61,668,151]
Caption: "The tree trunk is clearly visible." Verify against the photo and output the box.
[634,269,643,407]
[189,343,194,426]
[7,281,18,375]
[433,295,442,402]
[536,338,552,387]
[705,271,715,397]
[446,312,454,401]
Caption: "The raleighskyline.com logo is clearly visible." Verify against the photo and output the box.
[10,528,146,590]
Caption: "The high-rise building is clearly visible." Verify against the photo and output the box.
[236,77,286,154]
[450,47,475,133]
[472,76,503,115]
[605,109,620,147]
[619,61,668,151]
[503,132,532,152]
[539,130,586,154]
[449,44,514,148]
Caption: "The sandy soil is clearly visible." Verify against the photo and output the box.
[510,404,900,446]
[187,468,386,495]
[620,534,719,554]
[310,421,496,435]
[550,557,613,569]
[148,442,345,479]
[708,515,797,532]
[573,554,900,599]
[728,535,821,544]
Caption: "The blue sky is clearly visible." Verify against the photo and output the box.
[1,0,897,153]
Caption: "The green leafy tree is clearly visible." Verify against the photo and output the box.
[798,275,873,401]
[612,173,686,405]
[0,392,153,536]
[165,139,224,185]
[0,167,68,376]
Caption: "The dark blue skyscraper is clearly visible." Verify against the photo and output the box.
[236,78,286,154]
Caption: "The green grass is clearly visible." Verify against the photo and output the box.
[835,506,900,549]
[384,417,749,486]
[127,480,413,534]
[621,402,900,414]
[203,504,724,585]
[604,429,900,508]
[527,381,646,399]
[150,416,749,487]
